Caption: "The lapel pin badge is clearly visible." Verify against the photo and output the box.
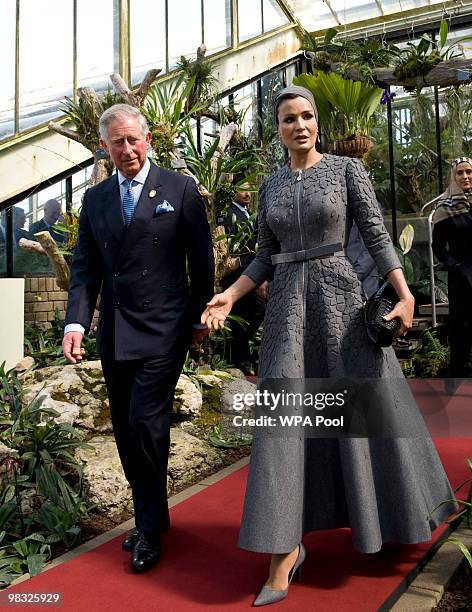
[149,189,157,198]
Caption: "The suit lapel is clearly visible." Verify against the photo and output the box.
[102,175,126,245]
[115,162,164,269]
[133,162,164,223]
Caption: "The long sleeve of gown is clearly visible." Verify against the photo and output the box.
[346,158,401,278]
[243,179,280,286]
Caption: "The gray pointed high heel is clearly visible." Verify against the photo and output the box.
[252,543,306,607]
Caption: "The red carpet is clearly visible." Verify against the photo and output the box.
[5,397,471,611]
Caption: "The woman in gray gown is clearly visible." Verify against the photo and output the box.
[202,86,456,607]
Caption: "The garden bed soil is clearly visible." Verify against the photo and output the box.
[433,559,472,612]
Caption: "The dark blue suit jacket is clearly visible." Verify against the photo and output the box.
[65,161,214,360]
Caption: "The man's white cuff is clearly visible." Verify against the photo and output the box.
[64,323,85,335]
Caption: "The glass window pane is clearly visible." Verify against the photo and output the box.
[263,0,288,32]
[130,0,166,86]
[204,0,231,55]
[19,0,73,132]
[0,0,16,140]
[168,0,202,69]
[72,167,92,211]
[238,0,262,42]
[286,63,296,86]
[329,0,380,25]
[77,0,116,91]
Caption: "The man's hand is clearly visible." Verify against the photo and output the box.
[191,325,210,347]
[62,331,85,363]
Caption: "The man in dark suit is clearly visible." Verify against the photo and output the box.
[29,199,66,243]
[62,104,214,572]
[219,183,266,373]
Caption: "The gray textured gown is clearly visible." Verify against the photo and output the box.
[238,154,457,554]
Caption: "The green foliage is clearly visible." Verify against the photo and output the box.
[181,123,262,228]
[143,74,202,168]
[367,85,472,215]
[294,71,382,139]
[393,20,472,89]
[394,223,448,305]
[54,210,80,263]
[0,367,92,585]
[176,54,219,112]
[298,28,398,85]
[411,330,450,377]
[208,424,252,449]
[60,89,121,153]
[224,212,257,258]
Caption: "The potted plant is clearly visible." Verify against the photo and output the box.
[293,71,383,158]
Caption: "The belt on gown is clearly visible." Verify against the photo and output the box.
[271,242,344,264]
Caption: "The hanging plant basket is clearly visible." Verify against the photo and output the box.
[333,136,374,159]
[373,58,472,89]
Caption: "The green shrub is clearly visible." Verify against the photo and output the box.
[0,364,92,586]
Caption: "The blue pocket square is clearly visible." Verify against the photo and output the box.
[154,200,175,216]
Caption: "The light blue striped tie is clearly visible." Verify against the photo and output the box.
[122,179,136,226]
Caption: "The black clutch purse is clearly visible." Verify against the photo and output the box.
[364,281,401,347]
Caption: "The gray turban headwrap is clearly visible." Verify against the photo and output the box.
[273,85,318,125]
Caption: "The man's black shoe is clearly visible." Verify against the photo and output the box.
[122,528,140,552]
[131,533,160,572]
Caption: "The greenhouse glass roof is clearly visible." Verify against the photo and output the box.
[284,0,472,33]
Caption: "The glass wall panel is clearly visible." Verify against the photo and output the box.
[368,87,440,217]
[260,71,285,173]
[168,0,202,69]
[286,63,296,86]
[19,0,73,132]
[130,0,166,86]
[263,0,288,32]
[0,0,16,140]
[204,0,231,54]
[77,0,116,91]
[72,167,92,210]
[329,0,379,24]
[238,0,262,42]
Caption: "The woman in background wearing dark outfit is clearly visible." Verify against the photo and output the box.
[433,157,472,390]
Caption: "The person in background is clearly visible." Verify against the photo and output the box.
[13,207,29,244]
[432,156,472,390]
[29,199,66,243]
[0,206,29,249]
[219,180,267,374]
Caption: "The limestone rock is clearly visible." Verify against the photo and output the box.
[194,369,234,387]
[22,362,112,433]
[167,428,226,493]
[75,436,133,520]
[73,428,229,517]
[14,356,35,372]
[225,368,246,379]
[173,374,202,418]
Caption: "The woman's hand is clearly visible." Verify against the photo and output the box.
[201,291,234,331]
[383,294,414,337]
